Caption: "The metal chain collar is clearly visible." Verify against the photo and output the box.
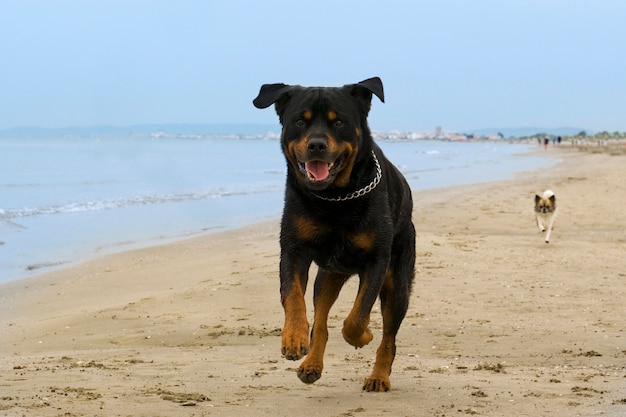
[312,151,382,202]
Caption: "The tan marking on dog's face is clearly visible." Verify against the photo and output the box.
[285,137,310,161]
[283,140,306,184]
[287,132,343,161]
[279,92,363,189]
[535,196,556,213]
[284,132,358,188]
[333,141,357,187]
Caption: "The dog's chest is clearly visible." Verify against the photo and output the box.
[311,236,372,273]
[295,221,386,273]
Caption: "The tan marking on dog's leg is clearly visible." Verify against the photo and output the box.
[281,274,309,360]
[297,271,347,384]
[363,333,395,392]
[342,281,374,348]
[363,271,395,392]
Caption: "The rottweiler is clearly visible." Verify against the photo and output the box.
[253,77,415,392]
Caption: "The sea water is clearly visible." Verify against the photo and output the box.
[0,134,552,283]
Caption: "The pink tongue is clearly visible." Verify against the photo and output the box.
[305,160,330,181]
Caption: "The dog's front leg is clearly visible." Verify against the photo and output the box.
[297,270,349,384]
[342,261,388,349]
[536,215,546,232]
[280,257,311,361]
[544,211,557,243]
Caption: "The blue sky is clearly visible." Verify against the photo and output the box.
[1,0,624,132]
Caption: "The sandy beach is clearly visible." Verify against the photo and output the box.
[1,146,625,417]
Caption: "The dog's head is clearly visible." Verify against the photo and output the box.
[253,77,384,190]
[535,191,556,213]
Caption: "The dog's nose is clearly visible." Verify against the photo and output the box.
[307,137,327,152]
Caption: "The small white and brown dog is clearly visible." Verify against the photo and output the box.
[535,190,557,243]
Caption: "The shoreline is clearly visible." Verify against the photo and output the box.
[2,147,625,416]
[2,141,553,284]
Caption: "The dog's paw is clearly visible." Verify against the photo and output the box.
[342,324,373,348]
[297,363,322,384]
[363,375,391,392]
[281,327,309,360]
[281,341,309,360]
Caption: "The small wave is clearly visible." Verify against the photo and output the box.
[400,163,476,177]
[26,260,67,272]
[0,179,122,190]
[0,216,27,229]
[1,185,282,220]
[0,183,41,189]
[402,167,444,175]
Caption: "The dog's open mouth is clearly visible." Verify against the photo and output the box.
[298,154,345,187]
[304,160,333,181]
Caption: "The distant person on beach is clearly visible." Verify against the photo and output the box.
[544,137,549,149]
[552,136,557,145]
[538,137,542,146]
[557,136,562,145]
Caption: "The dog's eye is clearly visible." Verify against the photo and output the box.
[334,119,344,127]
[295,119,305,127]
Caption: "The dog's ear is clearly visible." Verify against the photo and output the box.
[253,83,295,121]
[549,195,556,204]
[535,195,541,204]
[344,77,385,115]
[252,83,293,109]
[352,77,385,103]
[253,83,291,108]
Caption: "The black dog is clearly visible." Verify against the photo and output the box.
[253,77,415,392]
